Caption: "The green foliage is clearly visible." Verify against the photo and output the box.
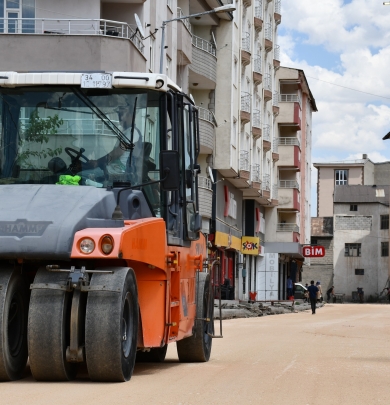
[18,110,64,168]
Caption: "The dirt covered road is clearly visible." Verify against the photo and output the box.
[2,304,390,405]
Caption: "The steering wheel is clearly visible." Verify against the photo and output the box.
[65,147,90,174]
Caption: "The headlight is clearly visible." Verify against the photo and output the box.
[101,235,114,255]
[80,238,95,254]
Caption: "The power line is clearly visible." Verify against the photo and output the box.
[306,75,390,101]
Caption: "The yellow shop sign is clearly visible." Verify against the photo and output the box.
[241,236,260,255]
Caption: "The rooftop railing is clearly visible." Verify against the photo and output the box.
[192,35,216,56]
[0,18,144,53]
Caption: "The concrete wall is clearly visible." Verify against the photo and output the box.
[333,205,389,301]
[374,162,390,185]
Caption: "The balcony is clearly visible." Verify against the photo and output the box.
[273,45,280,69]
[279,180,299,189]
[263,73,272,102]
[241,92,251,124]
[273,92,280,115]
[198,107,216,154]
[276,223,300,243]
[239,150,250,180]
[189,35,217,89]
[272,138,279,161]
[271,184,278,206]
[241,32,251,66]
[277,186,300,211]
[279,137,300,147]
[278,143,301,169]
[0,18,146,72]
[262,174,270,198]
[264,23,273,52]
[177,8,192,65]
[274,0,282,24]
[252,110,262,140]
[251,164,261,189]
[254,0,263,31]
[198,176,213,219]
[253,56,263,85]
[263,124,271,151]
[278,94,302,128]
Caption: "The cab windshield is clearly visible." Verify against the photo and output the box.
[0,86,163,212]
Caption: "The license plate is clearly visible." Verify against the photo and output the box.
[81,73,112,89]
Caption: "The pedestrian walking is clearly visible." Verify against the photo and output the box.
[326,286,334,302]
[316,281,323,302]
[357,287,364,303]
[307,280,319,314]
[287,277,293,298]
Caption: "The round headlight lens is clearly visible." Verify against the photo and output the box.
[101,235,114,255]
[80,238,95,254]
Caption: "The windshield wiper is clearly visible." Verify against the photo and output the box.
[71,87,134,151]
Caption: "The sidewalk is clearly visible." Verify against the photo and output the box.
[214,299,325,319]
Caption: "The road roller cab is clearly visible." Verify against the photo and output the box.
[0,71,214,382]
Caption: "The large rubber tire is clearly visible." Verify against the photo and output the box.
[136,345,168,363]
[0,268,29,381]
[85,268,139,382]
[177,272,213,362]
[28,268,77,381]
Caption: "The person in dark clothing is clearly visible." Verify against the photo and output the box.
[326,286,334,302]
[307,280,319,314]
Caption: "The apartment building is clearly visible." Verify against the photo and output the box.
[0,0,315,301]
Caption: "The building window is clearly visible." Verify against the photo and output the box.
[335,170,348,185]
[350,204,358,211]
[355,269,364,275]
[345,243,361,257]
[382,242,389,257]
[311,238,318,245]
[381,215,389,230]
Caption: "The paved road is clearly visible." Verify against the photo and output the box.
[2,304,390,405]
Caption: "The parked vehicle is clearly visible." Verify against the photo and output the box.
[294,283,308,299]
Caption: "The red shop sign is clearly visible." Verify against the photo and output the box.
[303,245,325,258]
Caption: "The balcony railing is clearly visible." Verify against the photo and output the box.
[279,137,300,147]
[273,138,278,153]
[279,180,299,189]
[263,73,272,91]
[198,176,212,190]
[275,0,282,14]
[192,35,216,56]
[273,92,279,107]
[279,94,301,104]
[277,223,299,232]
[242,31,251,53]
[241,92,251,113]
[177,8,192,34]
[263,124,271,141]
[252,109,261,128]
[255,0,263,19]
[265,23,273,41]
[262,174,270,191]
[198,107,217,126]
[253,55,262,73]
[240,150,250,171]
[252,164,261,183]
[0,18,144,53]
[274,44,280,61]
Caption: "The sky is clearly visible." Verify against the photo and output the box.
[278,0,390,216]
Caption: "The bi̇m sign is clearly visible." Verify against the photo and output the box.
[303,245,325,258]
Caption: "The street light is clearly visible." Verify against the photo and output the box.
[159,5,236,74]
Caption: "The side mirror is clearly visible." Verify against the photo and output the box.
[160,150,180,191]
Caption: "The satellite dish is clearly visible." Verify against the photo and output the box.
[134,14,145,38]
[207,167,215,184]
